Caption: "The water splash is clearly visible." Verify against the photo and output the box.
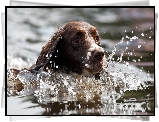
[7,35,154,115]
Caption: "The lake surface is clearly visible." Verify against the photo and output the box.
[6,7,155,117]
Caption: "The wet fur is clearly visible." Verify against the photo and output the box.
[30,21,105,78]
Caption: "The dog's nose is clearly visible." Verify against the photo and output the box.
[93,50,105,60]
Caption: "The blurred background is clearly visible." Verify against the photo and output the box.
[7,7,154,75]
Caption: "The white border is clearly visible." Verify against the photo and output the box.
[0,0,158,121]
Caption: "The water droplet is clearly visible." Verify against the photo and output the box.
[85,64,89,67]
[141,33,144,36]
[131,36,138,40]
[150,27,151,29]
[125,30,126,32]
[149,36,151,38]
[125,47,128,51]
[138,45,141,48]
[126,35,129,39]
[129,52,132,55]
[126,62,129,66]
[117,53,123,62]
[132,59,136,62]
[132,31,133,33]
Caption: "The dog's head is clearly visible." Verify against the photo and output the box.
[35,21,105,77]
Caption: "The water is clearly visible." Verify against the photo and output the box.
[7,59,154,115]
[7,8,154,116]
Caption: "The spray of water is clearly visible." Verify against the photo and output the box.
[7,34,154,115]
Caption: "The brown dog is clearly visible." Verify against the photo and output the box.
[30,21,105,78]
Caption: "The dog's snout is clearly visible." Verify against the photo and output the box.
[93,50,104,60]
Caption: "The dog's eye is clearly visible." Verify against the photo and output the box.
[95,36,101,45]
[95,36,100,41]
[73,36,80,44]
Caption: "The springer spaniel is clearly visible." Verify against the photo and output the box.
[29,21,105,78]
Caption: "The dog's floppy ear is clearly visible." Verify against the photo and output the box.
[32,27,64,71]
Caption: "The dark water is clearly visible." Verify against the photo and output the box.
[7,7,154,116]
